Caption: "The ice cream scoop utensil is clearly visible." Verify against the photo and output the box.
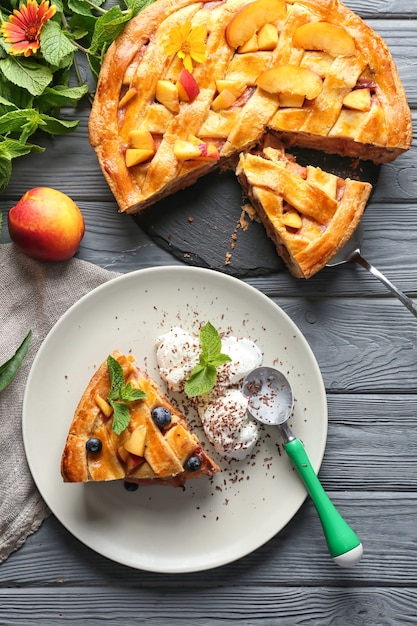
[242,366,363,567]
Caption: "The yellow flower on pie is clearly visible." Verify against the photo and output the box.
[1,0,56,57]
[164,21,207,73]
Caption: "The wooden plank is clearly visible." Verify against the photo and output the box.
[345,0,417,17]
[323,395,417,490]
[1,495,417,586]
[0,585,417,624]
[270,298,417,392]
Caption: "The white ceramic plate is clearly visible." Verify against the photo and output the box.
[23,266,327,573]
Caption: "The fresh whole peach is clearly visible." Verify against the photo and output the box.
[8,187,85,262]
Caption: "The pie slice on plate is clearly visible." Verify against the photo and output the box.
[61,351,219,487]
[236,135,372,278]
[89,0,411,215]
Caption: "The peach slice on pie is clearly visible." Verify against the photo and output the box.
[125,148,155,167]
[293,22,356,57]
[342,88,372,112]
[256,65,323,100]
[174,139,220,161]
[212,88,238,111]
[128,130,156,151]
[225,0,286,49]
[155,80,180,113]
[257,23,279,50]
[176,68,200,102]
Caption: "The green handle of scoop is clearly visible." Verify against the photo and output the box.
[285,438,363,567]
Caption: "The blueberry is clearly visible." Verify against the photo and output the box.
[124,481,139,492]
[85,437,102,454]
[151,406,172,428]
[185,455,201,472]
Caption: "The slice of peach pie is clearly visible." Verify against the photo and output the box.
[61,351,219,487]
[89,0,411,275]
[236,135,372,278]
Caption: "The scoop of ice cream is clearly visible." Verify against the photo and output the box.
[218,336,263,387]
[156,326,263,460]
[197,388,259,460]
[156,327,200,392]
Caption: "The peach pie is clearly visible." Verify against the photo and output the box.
[89,0,412,273]
[61,351,219,487]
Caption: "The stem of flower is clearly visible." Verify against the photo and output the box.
[83,0,108,14]
[72,40,90,55]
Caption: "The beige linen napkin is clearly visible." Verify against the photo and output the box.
[0,243,119,563]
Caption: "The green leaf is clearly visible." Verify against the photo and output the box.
[68,13,97,46]
[0,95,17,109]
[119,381,147,402]
[0,155,12,194]
[0,0,148,194]
[185,364,217,398]
[37,114,79,135]
[38,83,89,108]
[88,5,131,55]
[106,354,125,401]
[0,138,44,191]
[109,400,132,435]
[87,50,104,81]
[0,74,34,109]
[0,138,44,160]
[106,354,147,433]
[124,0,156,16]
[0,331,32,393]
[40,20,77,66]
[184,323,232,398]
[200,321,222,361]
[68,0,106,17]
[0,56,53,96]
[0,109,41,135]
[210,353,234,367]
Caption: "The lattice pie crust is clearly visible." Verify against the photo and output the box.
[89,0,411,276]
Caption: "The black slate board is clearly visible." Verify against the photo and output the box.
[134,148,380,278]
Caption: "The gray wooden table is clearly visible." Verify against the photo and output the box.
[1,1,417,623]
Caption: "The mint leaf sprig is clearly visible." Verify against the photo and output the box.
[184,322,231,398]
[106,354,147,435]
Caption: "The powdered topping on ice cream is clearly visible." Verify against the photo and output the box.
[156,326,263,460]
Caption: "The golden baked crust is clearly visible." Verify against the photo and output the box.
[61,351,219,487]
[89,0,411,215]
[236,136,372,278]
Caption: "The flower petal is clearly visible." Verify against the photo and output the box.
[182,54,194,73]
[188,25,207,43]
[190,51,207,64]
[178,21,192,40]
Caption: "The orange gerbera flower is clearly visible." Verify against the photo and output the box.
[1,0,56,57]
